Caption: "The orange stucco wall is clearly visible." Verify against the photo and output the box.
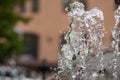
[16,0,115,63]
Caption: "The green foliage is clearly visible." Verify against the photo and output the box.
[0,0,28,63]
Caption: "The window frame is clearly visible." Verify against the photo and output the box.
[23,33,39,59]
[19,2,26,13]
[32,0,39,12]
[63,0,71,12]
[78,0,87,10]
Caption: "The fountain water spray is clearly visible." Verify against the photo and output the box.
[50,1,120,80]
[111,6,120,80]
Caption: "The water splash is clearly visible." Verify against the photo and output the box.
[50,2,120,80]
[56,1,106,80]
[84,7,106,79]
[111,6,120,80]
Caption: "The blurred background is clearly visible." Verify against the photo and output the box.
[0,0,119,80]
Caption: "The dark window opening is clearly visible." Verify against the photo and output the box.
[32,0,39,12]
[79,0,87,10]
[23,34,39,59]
[115,0,120,9]
[60,33,67,49]
[63,0,71,11]
[19,2,25,12]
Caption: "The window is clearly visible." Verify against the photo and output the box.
[19,2,25,12]
[23,34,39,59]
[63,0,71,11]
[32,0,39,12]
[115,0,120,9]
[79,0,87,10]
[60,33,67,49]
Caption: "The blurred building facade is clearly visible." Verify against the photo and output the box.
[16,0,115,65]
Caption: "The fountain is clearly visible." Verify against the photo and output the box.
[50,1,120,80]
